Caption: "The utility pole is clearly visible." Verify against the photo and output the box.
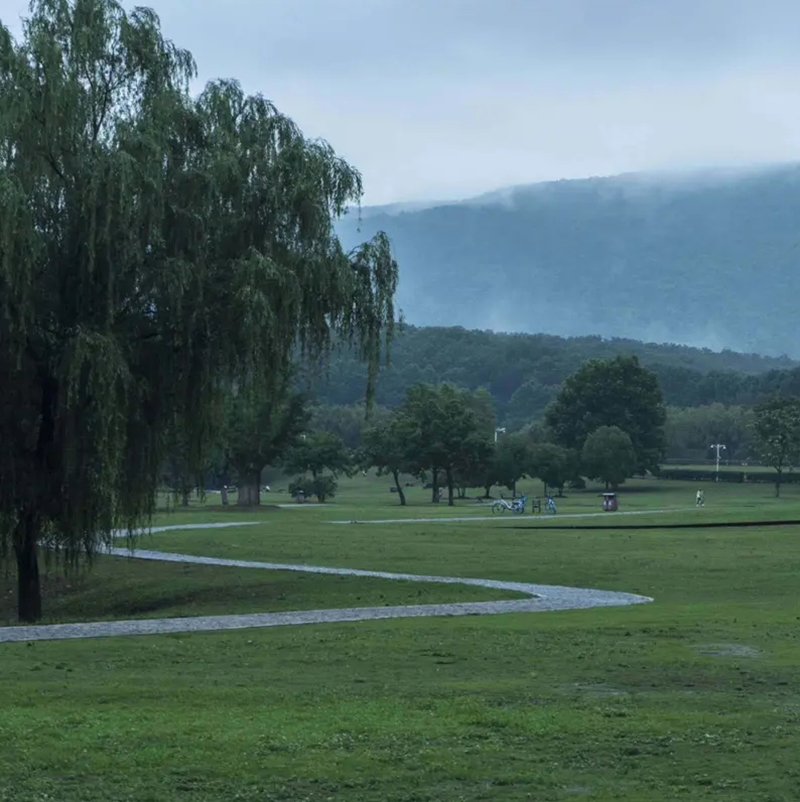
[710,443,727,482]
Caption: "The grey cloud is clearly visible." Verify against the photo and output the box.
[2,0,800,203]
[148,0,800,76]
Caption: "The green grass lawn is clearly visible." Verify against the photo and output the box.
[0,555,524,627]
[3,476,800,800]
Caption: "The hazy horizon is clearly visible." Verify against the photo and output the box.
[356,160,800,210]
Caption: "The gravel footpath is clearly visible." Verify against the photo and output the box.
[330,508,691,524]
[0,523,653,643]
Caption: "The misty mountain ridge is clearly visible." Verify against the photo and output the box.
[338,163,800,357]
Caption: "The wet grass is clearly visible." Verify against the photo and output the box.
[3,476,800,800]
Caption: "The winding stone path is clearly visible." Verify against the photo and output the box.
[0,522,653,644]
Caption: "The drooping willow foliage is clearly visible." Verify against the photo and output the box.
[0,0,397,620]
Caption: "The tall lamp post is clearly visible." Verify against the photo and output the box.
[710,443,727,482]
[494,427,506,444]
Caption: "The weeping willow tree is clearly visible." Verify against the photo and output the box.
[0,0,397,622]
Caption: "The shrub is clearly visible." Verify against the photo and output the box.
[288,475,338,502]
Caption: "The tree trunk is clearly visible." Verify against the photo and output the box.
[431,468,439,503]
[445,467,455,507]
[775,469,782,498]
[511,479,517,497]
[14,515,42,623]
[483,483,492,499]
[392,470,406,506]
[237,472,261,506]
[181,489,191,507]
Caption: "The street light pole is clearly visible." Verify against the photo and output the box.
[494,427,506,444]
[710,443,727,482]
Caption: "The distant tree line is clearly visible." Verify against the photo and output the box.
[357,355,668,500]
[299,325,798,426]
[168,348,800,510]
[169,356,659,504]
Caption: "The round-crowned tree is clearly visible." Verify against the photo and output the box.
[581,426,638,490]
[546,355,666,475]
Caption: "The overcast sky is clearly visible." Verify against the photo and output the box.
[3,0,800,204]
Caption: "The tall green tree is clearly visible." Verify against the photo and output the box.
[528,442,574,497]
[310,403,389,450]
[752,395,800,497]
[452,388,496,498]
[0,0,397,621]
[402,384,490,506]
[284,431,351,479]
[452,433,494,499]
[581,426,638,490]
[283,431,351,503]
[360,412,417,505]
[491,433,530,496]
[223,379,310,507]
[546,355,666,474]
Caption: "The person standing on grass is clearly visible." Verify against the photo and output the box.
[696,489,705,507]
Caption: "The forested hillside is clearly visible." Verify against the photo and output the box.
[303,326,797,427]
[337,165,800,357]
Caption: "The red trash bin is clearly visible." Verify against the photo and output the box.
[602,492,618,512]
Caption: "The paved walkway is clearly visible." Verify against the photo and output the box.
[0,523,653,644]
[330,508,693,525]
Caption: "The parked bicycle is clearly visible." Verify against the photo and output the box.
[491,495,527,514]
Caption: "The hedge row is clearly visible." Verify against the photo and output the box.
[655,467,795,484]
